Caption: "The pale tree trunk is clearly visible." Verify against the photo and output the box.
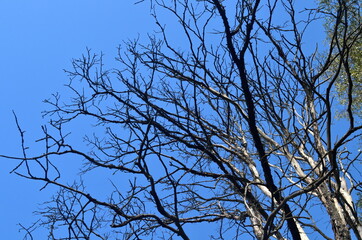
[317,184,351,240]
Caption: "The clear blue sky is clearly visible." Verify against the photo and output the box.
[0,1,153,238]
[0,1,338,239]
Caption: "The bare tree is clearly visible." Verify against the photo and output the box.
[2,0,362,239]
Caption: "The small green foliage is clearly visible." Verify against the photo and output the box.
[357,192,362,220]
[320,0,362,117]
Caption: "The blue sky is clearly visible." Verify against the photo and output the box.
[0,1,153,238]
[0,0,344,239]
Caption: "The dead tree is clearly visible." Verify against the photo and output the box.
[2,0,362,239]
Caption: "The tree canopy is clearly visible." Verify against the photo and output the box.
[2,1,362,239]
[320,0,362,117]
